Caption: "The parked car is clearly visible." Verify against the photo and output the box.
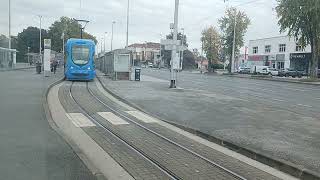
[278,68,303,78]
[238,67,251,74]
[251,66,269,75]
[268,68,279,76]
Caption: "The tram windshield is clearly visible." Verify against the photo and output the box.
[72,45,90,65]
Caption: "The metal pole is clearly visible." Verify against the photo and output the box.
[126,0,129,48]
[27,47,30,64]
[104,32,107,52]
[181,28,184,70]
[101,37,103,53]
[8,0,11,49]
[231,14,236,73]
[201,39,204,72]
[111,21,115,51]
[170,0,179,88]
[159,34,162,68]
[39,15,42,64]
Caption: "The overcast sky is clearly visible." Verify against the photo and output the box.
[0,0,281,52]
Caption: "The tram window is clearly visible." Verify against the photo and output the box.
[72,46,90,65]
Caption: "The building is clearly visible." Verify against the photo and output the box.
[128,42,160,66]
[248,36,312,71]
[0,47,17,69]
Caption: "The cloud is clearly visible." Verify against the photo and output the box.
[0,0,282,51]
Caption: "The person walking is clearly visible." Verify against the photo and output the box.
[53,60,58,74]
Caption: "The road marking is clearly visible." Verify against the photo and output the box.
[97,112,129,125]
[272,98,285,102]
[296,104,313,108]
[66,113,96,127]
[126,111,159,123]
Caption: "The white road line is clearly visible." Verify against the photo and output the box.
[272,98,285,102]
[296,104,313,108]
[97,112,130,125]
[126,111,159,123]
[66,113,96,127]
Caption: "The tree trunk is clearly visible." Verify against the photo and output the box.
[310,37,319,79]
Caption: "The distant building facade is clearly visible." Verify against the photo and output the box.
[128,42,160,66]
[248,36,313,71]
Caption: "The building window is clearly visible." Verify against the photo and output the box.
[296,44,304,52]
[265,45,271,53]
[279,44,286,52]
[253,47,258,54]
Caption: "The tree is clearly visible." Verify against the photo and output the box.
[182,50,196,69]
[16,27,49,62]
[276,0,320,78]
[201,26,221,72]
[48,17,97,52]
[219,7,250,72]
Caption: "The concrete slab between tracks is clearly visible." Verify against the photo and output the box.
[47,82,134,180]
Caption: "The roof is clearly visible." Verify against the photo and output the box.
[249,35,288,42]
[0,47,18,52]
[66,38,95,45]
[129,42,160,49]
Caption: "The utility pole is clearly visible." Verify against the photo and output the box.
[126,0,129,49]
[38,15,42,64]
[61,32,65,70]
[27,47,30,64]
[159,33,163,68]
[8,0,11,49]
[231,15,237,73]
[104,32,107,52]
[101,37,103,53]
[111,21,116,51]
[170,0,179,88]
[181,28,185,71]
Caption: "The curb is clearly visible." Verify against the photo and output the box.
[42,77,107,180]
[0,66,35,72]
[222,74,320,86]
[97,76,320,180]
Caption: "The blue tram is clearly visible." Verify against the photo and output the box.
[65,38,96,81]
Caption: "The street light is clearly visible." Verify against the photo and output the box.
[8,0,11,49]
[38,15,42,64]
[111,21,116,51]
[104,32,107,52]
[126,0,130,49]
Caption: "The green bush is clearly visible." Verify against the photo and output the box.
[211,64,224,70]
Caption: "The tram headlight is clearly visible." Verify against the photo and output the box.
[87,67,91,70]
[70,66,74,70]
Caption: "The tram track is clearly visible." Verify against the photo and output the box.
[69,81,248,180]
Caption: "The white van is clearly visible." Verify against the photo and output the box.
[251,66,270,75]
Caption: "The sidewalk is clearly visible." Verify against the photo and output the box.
[0,68,96,180]
[98,72,320,178]
[222,73,320,85]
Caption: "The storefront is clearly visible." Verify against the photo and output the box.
[290,53,311,71]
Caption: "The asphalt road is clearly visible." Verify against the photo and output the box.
[0,69,96,180]
[101,68,320,174]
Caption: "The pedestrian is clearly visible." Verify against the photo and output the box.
[53,60,58,74]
